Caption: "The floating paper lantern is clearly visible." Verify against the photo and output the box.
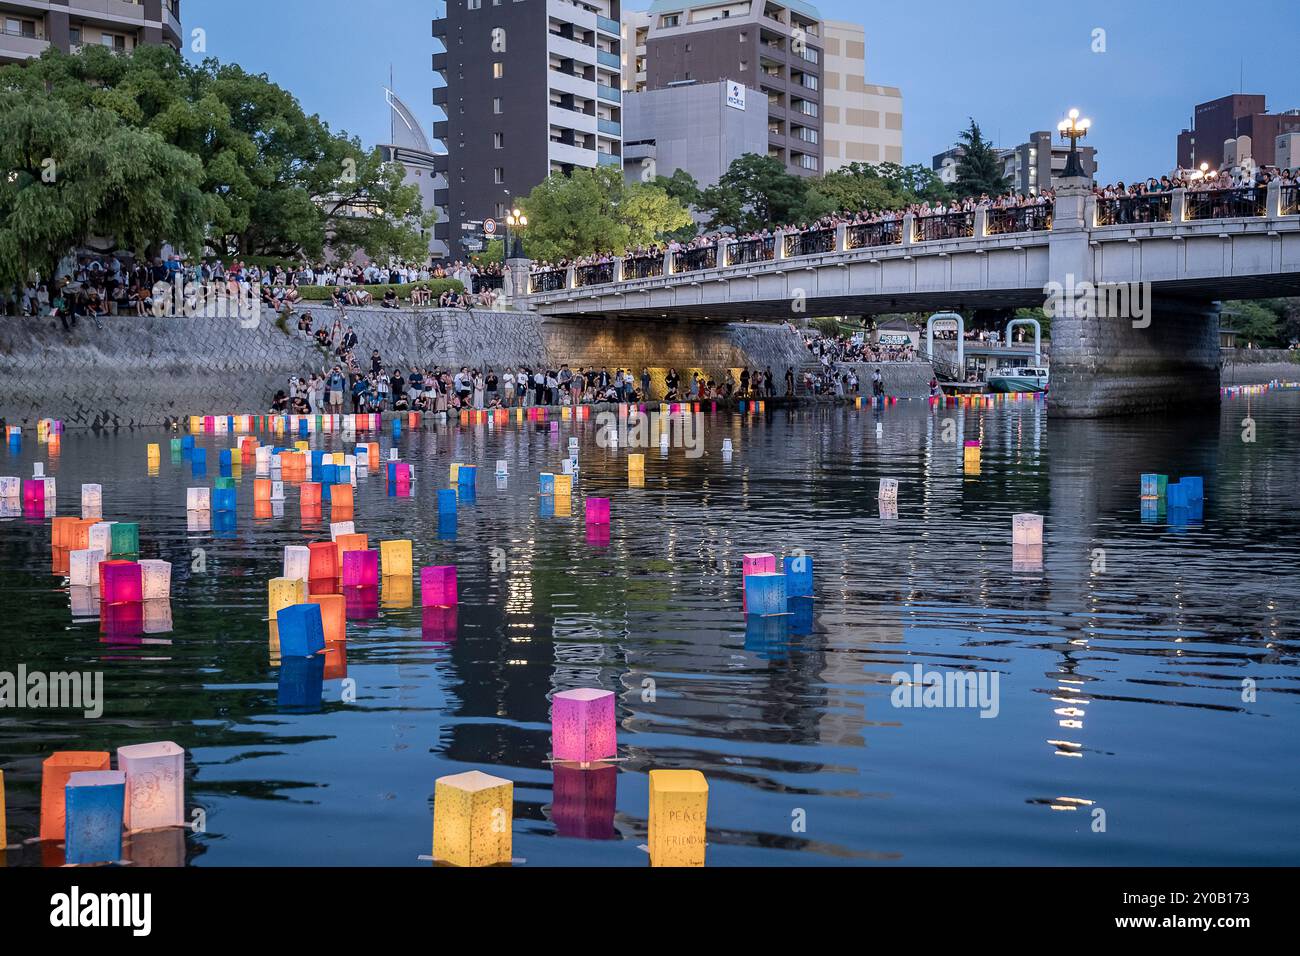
[721,439,733,453]
[496,460,508,476]
[783,554,814,598]
[268,576,307,619]
[539,473,555,495]
[276,603,326,657]
[458,465,477,487]
[100,560,143,604]
[309,593,347,644]
[585,497,610,526]
[33,461,45,478]
[139,560,172,600]
[69,548,104,588]
[22,478,44,507]
[421,565,458,607]
[1012,513,1044,546]
[342,548,379,588]
[307,541,339,580]
[628,454,645,474]
[742,553,776,576]
[40,751,111,841]
[186,487,210,512]
[552,688,617,763]
[335,532,368,566]
[380,539,413,578]
[64,770,127,865]
[0,476,18,498]
[878,478,898,502]
[116,741,185,831]
[561,459,574,476]
[331,484,354,511]
[213,487,237,513]
[283,545,312,582]
[81,484,102,518]
[744,572,787,616]
[1181,476,1204,500]
[1166,482,1190,508]
[554,474,573,497]
[330,520,356,541]
[647,769,708,867]
[301,482,323,512]
[433,770,513,867]
[1011,543,1044,572]
[253,478,272,501]
[1140,473,1168,499]
[110,522,139,555]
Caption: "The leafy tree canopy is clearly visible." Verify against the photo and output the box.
[953,119,1011,199]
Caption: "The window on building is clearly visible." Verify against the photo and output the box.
[493,97,502,114]
[493,62,503,78]
[739,60,748,71]
[662,14,679,27]
[69,26,81,44]
[684,43,691,53]
[101,33,127,52]
[4,17,37,38]
[494,167,505,183]
[468,0,481,8]
[495,202,508,218]
[493,132,504,149]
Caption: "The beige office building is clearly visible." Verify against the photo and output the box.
[820,20,902,171]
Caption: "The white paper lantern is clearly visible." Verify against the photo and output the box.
[878,478,898,502]
[0,476,19,498]
[283,545,311,582]
[88,521,116,555]
[186,487,211,512]
[1012,513,1044,546]
[330,521,355,541]
[70,548,105,588]
[116,741,185,831]
[139,560,172,600]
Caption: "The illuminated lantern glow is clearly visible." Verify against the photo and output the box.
[342,548,379,588]
[116,741,185,832]
[433,770,513,867]
[334,532,368,567]
[331,484,354,511]
[276,603,326,657]
[647,769,709,867]
[100,560,144,604]
[64,770,127,865]
[301,483,323,512]
[283,545,311,582]
[421,566,458,607]
[308,541,339,580]
[585,497,610,526]
[268,577,307,620]
[40,751,111,841]
[309,593,347,644]
[551,764,617,840]
[254,478,272,501]
[139,560,172,600]
[69,548,105,588]
[551,688,617,763]
[380,539,413,578]
[1012,513,1044,545]
[628,454,645,474]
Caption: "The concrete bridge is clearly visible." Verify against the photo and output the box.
[515,178,1300,416]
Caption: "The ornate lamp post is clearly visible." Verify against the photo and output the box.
[1057,108,1093,179]
[505,207,528,259]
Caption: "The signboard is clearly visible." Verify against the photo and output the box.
[483,218,498,236]
[878,332,911,346]
[726,80,745,111]
[464,239,484,251]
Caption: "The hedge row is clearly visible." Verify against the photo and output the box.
[292,279,464,302]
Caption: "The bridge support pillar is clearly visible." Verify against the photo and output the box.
[1048,294,1221,417]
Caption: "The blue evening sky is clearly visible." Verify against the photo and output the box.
[185,0,1300,183]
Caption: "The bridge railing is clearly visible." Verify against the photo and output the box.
[914,211,975,242]
[575,262,615,287]
[623,254,665,280]
[727,235,777,266]
[846,219,904,249]
[783,227,837,258]
[1283,184,1299,217]
[1095,193,1172,226]
[530,269,568,294]
[987,204,1054,235]
[1186,186,1267,220]
[672,245,718,274]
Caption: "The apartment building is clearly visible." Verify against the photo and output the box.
[0,0,182,66]
[433,0,624,258]
[637,0,825,176]
[820,20,901,171]
[1176,93,1300,171]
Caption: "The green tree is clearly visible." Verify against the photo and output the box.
[696,153,814,232]
[0,90,206,287]
[0,45,430,262]
[517,165,691,263]
[952,120,1011,199]
[1223,300,1284,348]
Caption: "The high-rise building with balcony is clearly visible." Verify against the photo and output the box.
[820,20,901,172]
[0,0,182,66]
[636,0,825,176]
[433,0,624,259]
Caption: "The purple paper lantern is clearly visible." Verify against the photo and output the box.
[551,688,617,763]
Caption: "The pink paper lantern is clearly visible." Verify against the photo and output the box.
[100,561,143,604]
[342,549,379,588]
[585,497,610,526]
[552,688,617,763]
[420,565,458,607]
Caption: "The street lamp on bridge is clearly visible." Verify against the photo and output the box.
[505,207,528,259]
[1057,108,1093,179]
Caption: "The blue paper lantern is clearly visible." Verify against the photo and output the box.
[213,487,237,512]
[64,771,126,865]
[437,489,457,514]
[276,603,325,658]
[783,555,814,598]
[744,572,787,616]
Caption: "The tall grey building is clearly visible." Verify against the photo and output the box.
[1,0,183,66]
[433,0,624,259]
[379,89,450,258]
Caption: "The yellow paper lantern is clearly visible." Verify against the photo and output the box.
[648,769,709,867]
[554,474,573,497]
[449,463,461,485]
[268,577,307,620]
[380,539,413,578]
[433,770,513,867]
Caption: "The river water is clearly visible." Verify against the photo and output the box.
[1,391,1297,866]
